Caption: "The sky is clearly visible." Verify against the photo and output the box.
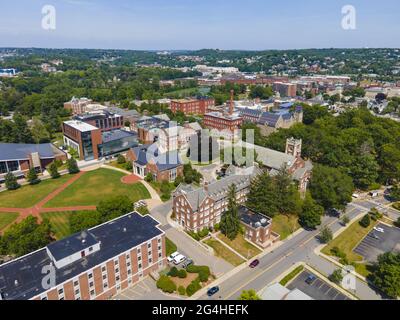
[0,0,399,50]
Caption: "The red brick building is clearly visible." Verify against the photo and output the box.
[0,212,166,300]
[273,82,297,98]
[203,112,243,132]
[0,143,67,181]
[170,98,215,115]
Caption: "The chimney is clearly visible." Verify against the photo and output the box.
[230,90,234,115]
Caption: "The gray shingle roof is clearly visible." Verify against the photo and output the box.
[0,143,56,161]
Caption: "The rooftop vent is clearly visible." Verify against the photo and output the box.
[261,218,267,224]
[14,280,19,286]
[123,227,127,233]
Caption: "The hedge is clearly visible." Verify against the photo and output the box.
[186,278,202,297]
[186,265,210,282]
[178,286,186,296]
[156,275,176,293]
[168,266,179,277]
[177,269,187,279]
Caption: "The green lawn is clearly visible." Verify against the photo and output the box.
[272,214,300,240]
[0,212,19,231]
[0,175,71,208]
[279,265,304,286]
[166,237,177,256]
[204,238,245,267]
[45,169,150,207]
[41,211,96,240]
[322,218,377,277]
[217,233,261,259]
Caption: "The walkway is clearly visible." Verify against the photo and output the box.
[0,171,95,226]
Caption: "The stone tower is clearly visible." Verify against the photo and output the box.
[285,137,302,158]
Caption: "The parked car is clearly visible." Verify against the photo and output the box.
[305,274,316,284]
[182,259,194,268]
[207,286,220,297]
[173,254,187,265]
[167,251,180,263]
[369,191,380,197]
[249,259,260,268]
[371,233,380,240]
[374,227,385,233]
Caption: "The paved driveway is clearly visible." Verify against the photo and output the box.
[114,277,182,300]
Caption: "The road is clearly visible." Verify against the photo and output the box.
[199,202,384,300]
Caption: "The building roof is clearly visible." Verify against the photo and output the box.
[64,120,98,132]
[106,107,140,118]
[175,167,261,211]
[0,212,163,300]
[0,143,58,161]
[250,143,296,170]
[130,144,182,171]
[258,112,281,127]
[261,283,313,300]
[101,129,137,143]
[238,206,271,229]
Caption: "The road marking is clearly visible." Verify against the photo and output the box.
[223,209,359,299]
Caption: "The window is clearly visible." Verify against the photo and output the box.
[89,282,94,288]
[41,296,47,301]
[128,270,132,275]
[90,290,95,296]
[138,263,142,269]
[75,289,79,295]
[6,161,19,172]
[114,260,119,265]
[101,266,106,272]
[115,268,119,273]
[102,274,107,280]
[73,281,79,287]
[0,162,7,174]
[116,276,120,281]
[58,288,63,295]
[127,262,131,267]
[147,243,151,249]
[149,258,152,264]
[89,247,93,252]
[88,273,93,279]
[138,256,141,261]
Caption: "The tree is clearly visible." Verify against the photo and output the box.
[310,165,354,210]
[299,193,323,229]
[319,227,333,243]
[69,211,102,233]
[26,168,40,185]
[117,154,126,164]
[67,158,80,174]
[349,155,379,190]
[220,184,240,240]
[96,195,132,222]
[238,289,261,300]
[4,172,20,190]
[389,184,400,202]
[329,269,344,285]
[246,172,278,217]
[368,252,400,299]
[359,214,371,228]
[31,117,50,143]
[341,215,350,226]
[274,165,302,215]
[380,144,400,183]
[48,161,60,179]
[145,172,154,182]
[0,216,53,257]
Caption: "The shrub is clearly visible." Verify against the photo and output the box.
[187,231,200,241]
[186,278,201,297]
[369,208,382,221]
[359,214,371,228]
[145,173,153,182]
[4,172,20,190]
[329,269,344,284]
[178,286,186,296]
[67,158,80,174]
[49,162,60,179]
[198,228,210,238]
[198,269,209,282]
[394,202,400,211]
[26,168,40,185]
[125,161,133,171]
[330,246,347,260]
[168,267,179,277]
[177,269,187,279]
[156,275,176,293]
[214,223,220,231]
[117,154,126,164]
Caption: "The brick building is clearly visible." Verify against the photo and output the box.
[0,212,166,300]
[0,143,67,182]
[203,112,243,133]
[170,97,215,115]
[238,206,280,248]
[172,167,261,232]
[64,97,93,115]
[126,144,183,182]
[273,82,297,98]
[74,110,124,132]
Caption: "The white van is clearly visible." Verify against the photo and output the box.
[173,254,186,265]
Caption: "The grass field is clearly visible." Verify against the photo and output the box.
[45,169,150,207]
[272,214,300,240]
[166,237,178,256]
[217,233,261,259]
[279,265,304,286]
[322,218,377,262]
[0,212,19,231]
[0,175,71,208]
[41,211,96,240]
[204,238,245,267]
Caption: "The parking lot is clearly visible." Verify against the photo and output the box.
[287,271,350,300]
[353,223,400,263]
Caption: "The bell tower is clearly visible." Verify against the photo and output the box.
[285,137,302,158]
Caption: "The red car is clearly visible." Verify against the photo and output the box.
[249,259,260,268]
